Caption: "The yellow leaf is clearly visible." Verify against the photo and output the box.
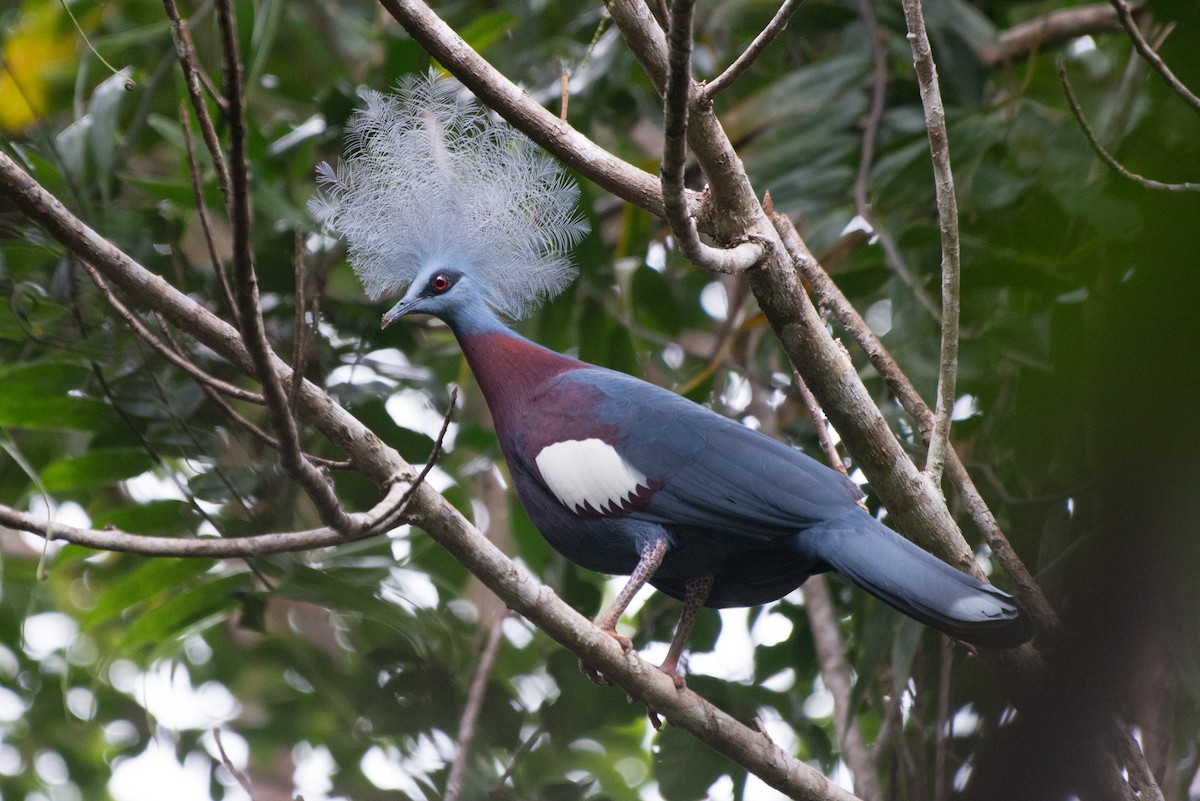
[0,5,76,133]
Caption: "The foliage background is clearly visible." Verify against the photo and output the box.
[1,0,1199,799]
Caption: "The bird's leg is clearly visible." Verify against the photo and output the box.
[658,575,713,689]
[580,538,668,685]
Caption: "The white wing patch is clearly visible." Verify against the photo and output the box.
[535,438,655,516]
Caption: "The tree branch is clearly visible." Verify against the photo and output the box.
[768,209,1057,632]
[179,101,239,326]
[701,0,807,100]
[78,260,263,406]
[661,0,766,274]
[1056,59,1200,192]
[1108,0,1200,114]
[980,4,1129,69]
[444,615,506,801]
[900,0,961,487]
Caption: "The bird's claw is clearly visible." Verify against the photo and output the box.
[599,625,632,652]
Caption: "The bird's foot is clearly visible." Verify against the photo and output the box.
[658,657,687,690]
[598,624,633,652]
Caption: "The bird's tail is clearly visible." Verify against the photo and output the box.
[797,511,1031,647]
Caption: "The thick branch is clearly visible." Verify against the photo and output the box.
[770,210,1057,632]
[901,0,961,486]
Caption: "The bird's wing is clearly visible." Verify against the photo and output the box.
[518,368,863,536]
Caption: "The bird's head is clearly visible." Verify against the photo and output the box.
[311,72,587,330]
[381,267,471,329]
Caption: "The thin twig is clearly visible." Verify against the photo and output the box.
[701,0,806,100]
[661,0,765,275]
[212,728,253,795]
[179,102,240,326]
[852,0,942,321]
[1056,59,1200,192]
[444,615,507,801]
[163,0,232,206]
[216,0,357,534]
[162,317,350,471]
[290,227,310,413]
[900,0,961,486]
[804,576,883,801]
[933,636,952,801]
[1108,0,1200,114]
[79,261,264,405]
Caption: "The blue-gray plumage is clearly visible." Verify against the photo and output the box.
[313,74,1030,687]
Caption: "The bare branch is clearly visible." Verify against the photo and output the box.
[162,0,232,206]
[804,576,883,801]
[1109,0,1200,114]
[900,0,961,486]
[216,0,358,535]
[661,0,766,274]
[212,729,253,795]
[980,4,1129,69]
[702,0,807,100]
[1056,59,1200,192]
[290,226,311,413]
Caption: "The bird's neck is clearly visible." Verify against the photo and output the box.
[456,327,589,430]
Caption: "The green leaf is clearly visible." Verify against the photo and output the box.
[120,573,250,653]
[41,449,154,491]
[459,11,517,54]
[0,363,116,431]
[82,557,216,629]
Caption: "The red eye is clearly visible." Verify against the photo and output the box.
[431,274,450,292]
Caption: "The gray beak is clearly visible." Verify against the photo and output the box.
[381,297,419,329]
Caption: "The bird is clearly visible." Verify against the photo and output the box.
[312,73,1030,687]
